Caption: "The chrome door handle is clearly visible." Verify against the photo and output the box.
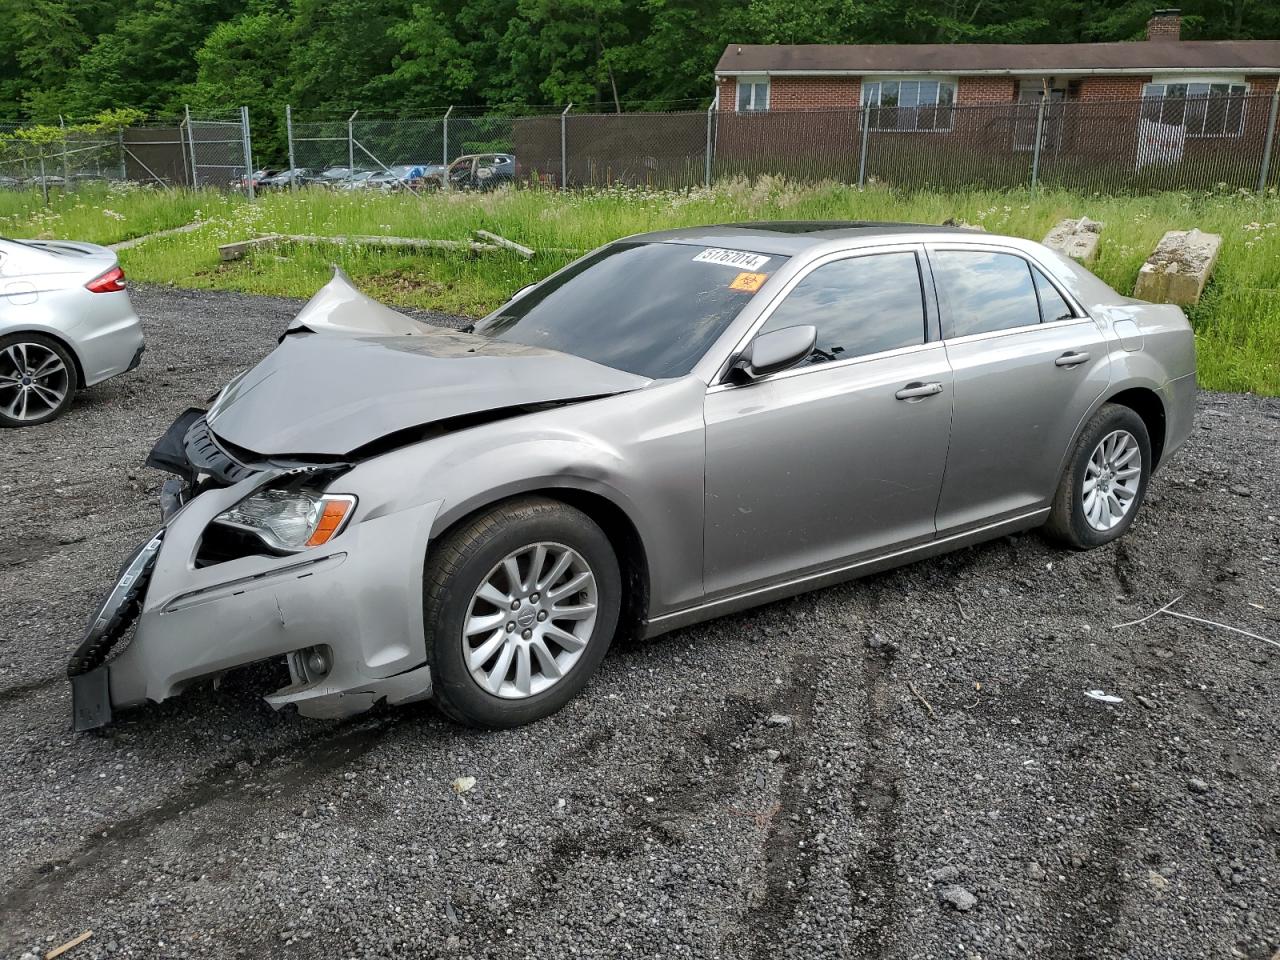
[895,381,944,401]
[1055,351,1091,367]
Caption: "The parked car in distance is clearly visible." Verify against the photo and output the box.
[425,154,515,190]
[315,166,360,187]
[382,164,434,190]
[70,223,1195,734]
[233,168,280,190]
[0,237,145,428]
[337,170,379,191]
[259,168,314,189]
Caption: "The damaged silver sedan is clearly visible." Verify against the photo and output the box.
[69,223,1197,731]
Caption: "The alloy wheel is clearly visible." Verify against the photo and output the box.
[0,341,70,422]
[1082,429,1142,531]
[462,541,599,699]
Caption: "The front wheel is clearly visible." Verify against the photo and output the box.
[424,497,621,728]
[1044,403,1152,549]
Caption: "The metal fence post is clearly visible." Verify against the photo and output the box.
[285,104,297,191]
[347,110,358,176]
[1257,84,1280,194]
[1030,93,1047,193]
[118,128,126,181]
[857,105,871,188]
[560,103,573,190]
[59,116,69,185]
[704,102,715,188]
[184,105,199,188]
[38,152,48,206]
[240,106,255,200]
[442,105,453,168]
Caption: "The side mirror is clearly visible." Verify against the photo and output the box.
[735,325,817,380]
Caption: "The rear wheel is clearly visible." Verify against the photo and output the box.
[0,332,77,428]
[424,497,621,728]
[1045,403,1151,549]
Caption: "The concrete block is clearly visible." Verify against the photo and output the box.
[1133,228,1222,307]
[218,234,282,262]
[1042,216,1103,263]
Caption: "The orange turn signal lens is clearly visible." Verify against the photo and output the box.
[305,496,356,547]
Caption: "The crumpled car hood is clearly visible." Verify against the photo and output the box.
[206,271,650,457]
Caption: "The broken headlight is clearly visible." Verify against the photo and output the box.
[212,488,356,553]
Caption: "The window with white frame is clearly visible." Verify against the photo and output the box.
[861,79,956,131]
[736,77,769,112]
[1141,81,1248,137]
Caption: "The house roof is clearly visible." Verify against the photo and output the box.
[715,40,1280,77]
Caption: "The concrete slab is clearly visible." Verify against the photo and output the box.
[1133,228,1222,307]
[1042,216,1103,263]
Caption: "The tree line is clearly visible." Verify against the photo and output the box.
[3,0,1277,124]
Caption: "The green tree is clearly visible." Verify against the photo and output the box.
[286,0,413,110]
[187,7,293,159]
[62,0,245,117]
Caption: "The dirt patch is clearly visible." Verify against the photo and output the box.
[0,287,1276,959]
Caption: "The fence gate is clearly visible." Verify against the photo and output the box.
[183,108,255,196]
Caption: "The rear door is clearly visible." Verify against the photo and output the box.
[929,244,1111,533]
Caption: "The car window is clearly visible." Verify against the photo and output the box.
[1032,266,1074,323]
[474,241,787,379]
[933,250,1041,338]
[758,251,925,363]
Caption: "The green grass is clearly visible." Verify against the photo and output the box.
[4,180,1278,394]
[0,184,241,247]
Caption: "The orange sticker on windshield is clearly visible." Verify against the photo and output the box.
[729,271,768,293]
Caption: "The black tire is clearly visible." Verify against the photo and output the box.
[1044,403,1152,549]
[424,496,621,728]
[0,332,78,428]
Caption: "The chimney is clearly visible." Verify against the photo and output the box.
[1146,8,1182,41]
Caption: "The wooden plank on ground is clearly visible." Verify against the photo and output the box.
[282,234,499,253]
[110,221,206,251]
[474,229,535,259]
[218,234,282,261]
[217,233,499,262]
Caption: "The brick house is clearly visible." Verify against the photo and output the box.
[711,10,1280,185]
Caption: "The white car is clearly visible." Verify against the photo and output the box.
[0,237,145,427]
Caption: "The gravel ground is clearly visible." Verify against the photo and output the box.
[1,285,1278,960]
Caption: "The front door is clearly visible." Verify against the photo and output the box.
[703,247,953,597]
[928,245,1111,533]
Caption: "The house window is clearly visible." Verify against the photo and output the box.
[861,79,956,132]
[1141,82,1247,138]
[736,77,769,112]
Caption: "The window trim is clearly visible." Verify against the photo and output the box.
[712,242,938,390]
[736,76,770,113]
[924,242,1091,345]
[1140,79,1249,139]
[860,77,957,133]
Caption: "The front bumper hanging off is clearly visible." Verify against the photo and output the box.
[67,412,440,731]
[67,530,164,731]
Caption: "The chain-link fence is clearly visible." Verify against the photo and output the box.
[7,93,1272,201]
[712,92,1280,194]
[0,108,256,197]
[285,90,1280,196]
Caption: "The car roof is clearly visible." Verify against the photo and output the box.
[629,221,987,256]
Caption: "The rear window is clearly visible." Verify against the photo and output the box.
[474,242,787,378]
[933,250,1042,338]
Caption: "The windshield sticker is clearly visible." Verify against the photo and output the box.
[693,248,772,271]
[729,271,769,293]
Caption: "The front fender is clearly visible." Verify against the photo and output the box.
[334,379,708,615]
